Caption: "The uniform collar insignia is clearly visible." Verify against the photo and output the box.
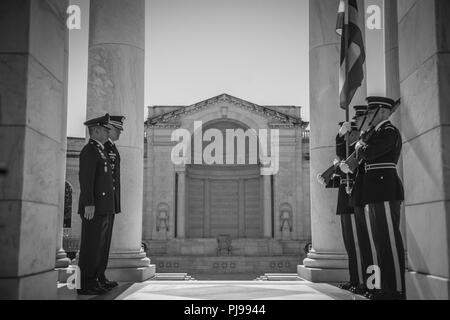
[90,138,105,150]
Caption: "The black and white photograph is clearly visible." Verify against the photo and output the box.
[0,0,449,304]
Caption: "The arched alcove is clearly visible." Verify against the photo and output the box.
[185,119,263,239]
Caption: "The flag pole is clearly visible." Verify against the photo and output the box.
[345,103,351,195]
[336,0,365,194]
[344,0,351,195]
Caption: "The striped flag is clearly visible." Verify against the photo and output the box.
[336,0,366,110]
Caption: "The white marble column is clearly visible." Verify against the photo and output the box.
[0,0,68,299]
[86,0,154,282]
[397,0,450,300]
[55,17,71,271]
[262,173,272,238]
[298,0,367,282]
[176,167,186,239]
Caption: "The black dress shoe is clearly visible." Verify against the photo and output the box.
[100,279,119,290]
[363,290,375,298]
[367,290,399,300]
[77,285,109,296]
[338,282,356,291]
[349,284,368,295]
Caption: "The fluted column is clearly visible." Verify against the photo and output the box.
[55,15,71,271]
[298,0,367,282]
[86,0,154,281]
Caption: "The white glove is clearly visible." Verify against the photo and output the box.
[317,174,326,185]
[340,161,351,174]
[356,140,367,151]
[333,158,340,166]
[338,122,352,137]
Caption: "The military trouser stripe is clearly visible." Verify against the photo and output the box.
[365,205,378,267]
[351,214,364,284]
[384,202,402,292]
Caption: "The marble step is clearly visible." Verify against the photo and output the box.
[254,273,304,281]
[152,256,301,274]
[145,239,309,257]
[152,273,197,281]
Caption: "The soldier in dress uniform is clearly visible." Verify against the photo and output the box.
[341,105,380,297]
[96,115,126,290]
[355,96,405,300]
[77,114,115,295]
[335,106,375,295]
[335,119,359,291]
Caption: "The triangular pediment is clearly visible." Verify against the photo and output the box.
[146,94,308,128]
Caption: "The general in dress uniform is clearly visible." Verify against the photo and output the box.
[356,96,405,300]
[97,116,125,290]
[77,114,115,295]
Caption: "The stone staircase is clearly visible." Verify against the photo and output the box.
[150,255,301,275]
[145,238,307,276]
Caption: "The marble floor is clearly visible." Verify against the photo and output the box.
[58,279,366,300]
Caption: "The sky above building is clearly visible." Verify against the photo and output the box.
[67,0,310,137]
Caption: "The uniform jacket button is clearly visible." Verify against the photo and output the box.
[102,192,106,196]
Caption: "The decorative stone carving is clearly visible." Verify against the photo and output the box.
[146,94,308,128]
[279,203,293,232]
[156,202,170,232]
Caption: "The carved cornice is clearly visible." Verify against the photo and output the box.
[148,122,182,129]
[269,123,301,129]
[146,94,308,129]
